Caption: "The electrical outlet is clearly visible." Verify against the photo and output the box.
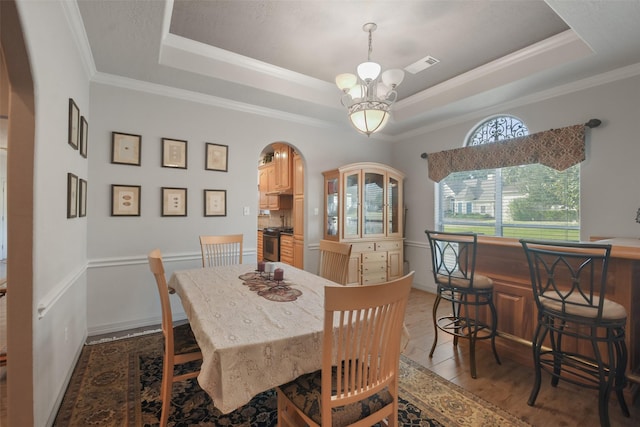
[314,207,319,216]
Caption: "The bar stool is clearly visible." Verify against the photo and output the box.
[520,239,630,427]
[425,230,500,378]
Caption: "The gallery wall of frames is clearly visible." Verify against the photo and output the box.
[66,98,230,220]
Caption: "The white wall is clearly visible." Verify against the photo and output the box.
[392,72,640,293]
[16,1,91,425]
[86,82,394,334]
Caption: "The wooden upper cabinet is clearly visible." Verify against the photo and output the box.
[258,164,270,210]
[272,143,293,194]
[293,151,304,198]
[258,162,291,210]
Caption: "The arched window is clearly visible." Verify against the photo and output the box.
[436,115,580,240]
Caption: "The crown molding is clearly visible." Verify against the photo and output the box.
[91,71,336,130]
[62,0,96,79]
[395,61,640,141]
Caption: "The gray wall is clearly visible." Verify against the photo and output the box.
[86,82,394,334]
[16,1,91,425]
[393,71,640,293]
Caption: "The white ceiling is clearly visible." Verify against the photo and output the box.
[76,0,640,138]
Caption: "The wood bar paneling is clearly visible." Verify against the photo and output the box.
[474,236,640,382]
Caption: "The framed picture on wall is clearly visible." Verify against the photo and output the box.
[111,132,142,166]
[67,173,78,218]
[204,189,226,217]
[162,138,187,169]
[162,187,187,217]
[111,184,141,216]
[205,143,228,172]
[68,98,79,150]
[79,116,88,158]
[79,178,87,217]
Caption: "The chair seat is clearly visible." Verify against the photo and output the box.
[173,323,200,355]
[278,368,393,427]
[436,273,493,289]
[540,292,627,321]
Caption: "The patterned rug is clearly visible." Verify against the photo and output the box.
[54,332,529,426]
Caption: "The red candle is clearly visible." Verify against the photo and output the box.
[273,268,284,281]
[257,261,265,272]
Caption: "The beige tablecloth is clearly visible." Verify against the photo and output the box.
[168,263,335,413]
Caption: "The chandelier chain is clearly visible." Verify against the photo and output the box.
[367,29,373,61]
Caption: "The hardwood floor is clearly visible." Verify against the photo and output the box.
[404,288,639,427]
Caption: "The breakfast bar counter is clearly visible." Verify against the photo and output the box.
[472,236,640,387]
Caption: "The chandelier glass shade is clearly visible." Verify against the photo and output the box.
[336,23,404,136]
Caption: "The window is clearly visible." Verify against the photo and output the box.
[436,115,580,240]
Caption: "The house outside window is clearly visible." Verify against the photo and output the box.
[436,115,580,241]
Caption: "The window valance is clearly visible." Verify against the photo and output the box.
[427,123,587,182]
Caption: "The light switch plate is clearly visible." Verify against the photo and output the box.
[243,206,250,215]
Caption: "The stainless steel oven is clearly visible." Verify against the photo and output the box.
[263,228,280,262]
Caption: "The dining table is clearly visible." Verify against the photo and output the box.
[167,262,343,414]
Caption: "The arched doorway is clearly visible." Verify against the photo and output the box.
[0,1,36,425]
[257,142,305,269]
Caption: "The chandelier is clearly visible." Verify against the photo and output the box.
[335,23,404,136]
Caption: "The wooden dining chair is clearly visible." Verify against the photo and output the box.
[147,249,203,427]
[277,271,414,427]
[199,234,243,267]
[318,240,352,285]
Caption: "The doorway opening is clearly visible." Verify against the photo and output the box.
[257,142,305,269]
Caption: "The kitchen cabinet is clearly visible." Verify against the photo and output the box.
[322,162,405,285]
[292,151,304,269]
[272,143,293,194]
[257,230,264,261]
[258,162,292,211]
[280,234,294,265]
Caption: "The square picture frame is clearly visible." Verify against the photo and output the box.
[67,173,78,218]
[80,116,88,158]
[205,143,228,172]
[111,184,141,216]
[162,138,187,169]
[79,179,87,217]
[204,189,227,217]
[162,187,187,217]
[111,132,142,166]
[68,98,79,150]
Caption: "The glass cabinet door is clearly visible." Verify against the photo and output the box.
[343,171,360,239]
[363,171,385,236]
[387,173,401,236]
[325,175,339,239]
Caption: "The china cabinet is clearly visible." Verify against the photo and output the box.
[322,162,405,285]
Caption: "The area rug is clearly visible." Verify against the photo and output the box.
[54,333,529,426]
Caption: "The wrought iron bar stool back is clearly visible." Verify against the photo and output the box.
[520,239,629,427]
[425,230,500,378]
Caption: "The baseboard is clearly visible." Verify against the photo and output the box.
[86,313,187,338]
